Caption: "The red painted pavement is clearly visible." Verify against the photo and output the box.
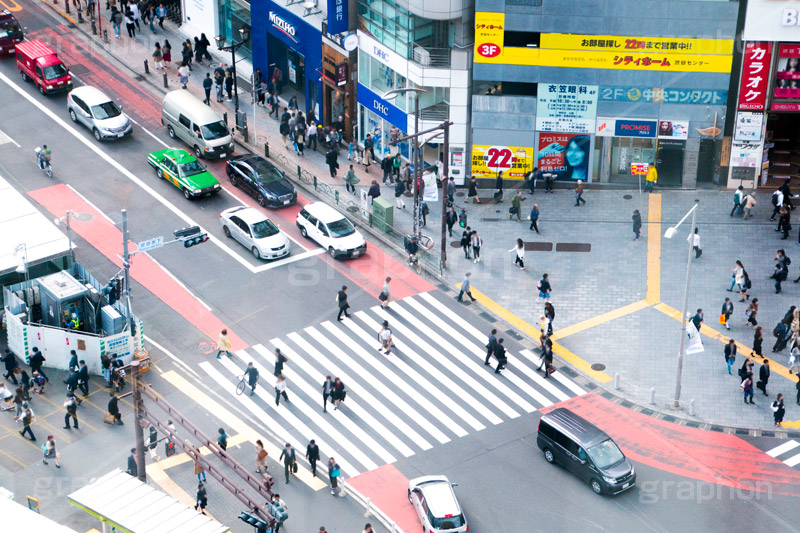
[27,184,247,350]
[347,464,421,532]
[542,394,800,496]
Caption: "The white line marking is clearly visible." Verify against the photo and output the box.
[129,116,169,148]
[0,128,21,148]
[65,184,116,225]
[784,451,800,468]
[219,188,309,251]
[520,349,587,397]
[766,440,800,458]
[145,253,213,311]
[250,248,324,272]
[144,334,199,379]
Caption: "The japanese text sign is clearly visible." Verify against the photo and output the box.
[738,42,772,111]
[536,83,598,133]
[471,145,533,179]
[327,0,348,35]
[631,164,649,175]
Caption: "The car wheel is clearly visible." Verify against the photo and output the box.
[194,145,202,158]
[590,479,603,495]
[407,489,413,504]
[20,70,27,82]
[230,174,238,187]
[257,194,266,207]
[252,247,261,259]
[69,109,78,122]
[168,125,175,138]
[300,226,308,238]
[183,188,191,200]
[38,84,46,95]
[157,168,165,179]
[328,247,337,258]
[93,128,102,142]
[223,226,231,238]
[544,448,555,464]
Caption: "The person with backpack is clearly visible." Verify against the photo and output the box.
[328,457,341,495]
[730,185,745,217]
[538,273,552,302]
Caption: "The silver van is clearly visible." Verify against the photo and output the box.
[161,90,234,159]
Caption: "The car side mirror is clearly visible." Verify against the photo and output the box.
[451,483,458,488]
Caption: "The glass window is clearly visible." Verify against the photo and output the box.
[201,121,230,140]
[371,57,394,95]
[251,220,280,239]
[358,49,370,86]
[587,439,625,470]
[91,102,122,120]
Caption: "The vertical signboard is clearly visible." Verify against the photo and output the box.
[738,42,772,111]
[327,0,348,35]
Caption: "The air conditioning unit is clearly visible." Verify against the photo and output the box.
[414,46,431,66]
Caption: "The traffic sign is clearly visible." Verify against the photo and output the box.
[137,236,164,252]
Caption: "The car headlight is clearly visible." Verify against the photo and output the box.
[602,476,616,484]
[214,184,220,189]
[629,466,634,476]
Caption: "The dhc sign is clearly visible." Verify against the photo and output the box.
[269,11,297,38]
[357,83,406,130]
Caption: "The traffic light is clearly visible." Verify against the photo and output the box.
[174,226,209,248]
[114,277,123,301]
[239,511,268,533]
[104,282,116,305]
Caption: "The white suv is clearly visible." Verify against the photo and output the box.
[67,86,132,141]
[296,202,366,259]
[408,476,468,533]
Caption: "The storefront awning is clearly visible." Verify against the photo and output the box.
[68,469,229,533]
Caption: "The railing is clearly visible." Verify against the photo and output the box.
[412,44,451,68]
[341,478,404,533]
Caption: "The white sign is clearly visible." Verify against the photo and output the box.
[343,33,359,52]
[685,321,704,355]
[183,0,217,38]
[596,118,617,137]
[422,172,439,202]
[137,236,164,253]
[358,30,408,77]
[730,140,764,168]
[536,83,598,133]
[734,112,764,142]
[744,0,800,42]
[656,120,689,140]
[269,11,297,37]
[360,189,370,221]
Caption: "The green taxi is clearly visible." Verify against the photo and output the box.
[147,148,221,200]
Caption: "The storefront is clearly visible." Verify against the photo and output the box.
[356,82,409,161]
[250,1,322,119]
[218,0,252,60]
[320,36,355,141]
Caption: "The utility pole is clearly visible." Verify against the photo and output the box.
[121,210,134,338]
[412,91,421,240]
[132,360,147,482]
[439,122,450,270]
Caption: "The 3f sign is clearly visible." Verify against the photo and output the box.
[478,44,500,58]
[784,8,800,26]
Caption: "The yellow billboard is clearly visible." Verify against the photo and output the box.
[540,34,733,56]
[471,145,534,179]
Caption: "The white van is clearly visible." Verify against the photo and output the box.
[296,202,367,259]
[161,90,234,159]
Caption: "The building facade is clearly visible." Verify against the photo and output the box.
[471,0,739,188]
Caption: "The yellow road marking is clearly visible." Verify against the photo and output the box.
[646,193,662,304]
[457,283,612,382]
[549,299,651,341]
[655,302,800,385]
[782,420,800,429]
[161,370,327,490]
[156,433,251,470]
[147,461,219,521]
[0,0,21,12]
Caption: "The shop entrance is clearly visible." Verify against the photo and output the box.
[765,113,800,188]
[267,35,306,113]
[608,137,656,184]
[656,139,685,186]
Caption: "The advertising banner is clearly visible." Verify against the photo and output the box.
[327,0,348,35]
[598,87,727,105]
[734,112,764,142]
[744,0,800,42]
[471,145,534,179]
[596,118,657,138]
[536,83,598,133]
[631,163,649,175]
[357,83,407,131]
[738,42,772,111]
[536,133,592,182]
[657,120,689,140]
[775,44,800,98]
[539,34,733,55]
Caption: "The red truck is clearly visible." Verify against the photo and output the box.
[16,39,72,95]
[0,10,23,54]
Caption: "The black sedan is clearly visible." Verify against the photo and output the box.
[225,155,297,208]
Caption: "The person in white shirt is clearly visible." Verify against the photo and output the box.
[509,238,525,270]
[687,227,702,258]
[275,374,288,406]
[377,320,394,355]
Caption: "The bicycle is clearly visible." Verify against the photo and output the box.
[34,147,52,178]
[236,375,247,395]
[407,253,422,274]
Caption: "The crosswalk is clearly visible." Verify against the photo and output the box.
[200,291,585,476]
[766,440,800,468]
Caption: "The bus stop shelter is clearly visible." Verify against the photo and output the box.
[68,469,230,533]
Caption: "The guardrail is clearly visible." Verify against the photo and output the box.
[341,478,404,533]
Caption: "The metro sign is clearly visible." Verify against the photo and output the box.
[477,43,501,58]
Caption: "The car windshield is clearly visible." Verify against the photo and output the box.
[201,121,229,140]
[43,63,68,81]
[179,159,206,176]
[91,101,122,120]
[253,162,284,184]
[587,439,625,470]
[251,219,280,239]
[0,19,22,38]
[327,218,355,238]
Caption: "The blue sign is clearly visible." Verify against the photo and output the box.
[598,86,727,105]
[357,83,407,131]
[327,0,348,35]
[614,119,657,138]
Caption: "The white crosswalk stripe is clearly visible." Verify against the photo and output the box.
[766,440,799,458]
[765,440,800,469]
[198,293,585,475]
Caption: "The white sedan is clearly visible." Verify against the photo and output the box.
[219,206,290,260]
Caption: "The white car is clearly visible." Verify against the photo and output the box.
[295,202,367,259]
[408,476,468,533]
[67,86,132,141]
[219,206,290,260]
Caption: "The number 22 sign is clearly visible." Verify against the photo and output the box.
[471,144,533,179]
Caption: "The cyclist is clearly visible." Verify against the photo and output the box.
[405,235,419,266]
[37,145,52,170]
[243,362,259,396]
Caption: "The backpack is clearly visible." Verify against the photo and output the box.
[773,323,784,338]
[773,192,780,206]
[743,270,751,289]
[786,256,792,266]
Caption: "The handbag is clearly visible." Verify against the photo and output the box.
[719,314,726,325]
[547,365,556,375]
[292,461,298,473]
[378,291,387,302]
[103,412,115,424]
[258,449,268,460]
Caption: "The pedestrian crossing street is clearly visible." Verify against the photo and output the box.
[199,291,585,476]
[766,440,800,469]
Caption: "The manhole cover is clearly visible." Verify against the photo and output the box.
[591,363,606,371]
[449,241,461,248]
[523,242,553,251]
[72,212,94,222]
[623,194,632,200]
[455,192,465,197]
[556,243,591,252]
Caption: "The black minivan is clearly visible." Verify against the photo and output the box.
[537,408,635,495]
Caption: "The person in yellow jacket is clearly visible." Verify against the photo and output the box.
[644,163,657,193]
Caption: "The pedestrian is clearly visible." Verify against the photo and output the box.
[255,439,268,473]
[395,178,406,209]
[526,203,540,234]
[377,320,394,355]
[129,1,140,30]
[306,439,320,477]
[484,329,498,366]
[538,273,551,302]
[467,176,480,203]
[63,392,79,429]
[214,63,225,102]
[509,191,524,221]
[363,136,373,172]
[494,171,504,201]
[326,147,339,177]
[368,179,381,202]
[400,162,411,190]
[108,391,123,425]
[574,180,586,206]
[445,206,457,237]
[328,457,341,495]
[306,122,317,150]
[110,7,123,38]
[181,39,193,70]
[126,448,137,476]
[721,298,734,331]
[526,167,540,195]
[331,377,346,410]
[275,374,289,406]
[124,7,135,38]
[447,177,456,204]
[273,349,286,377]
[66,369,81,402]
[225,70,234,101]
[152,42,163,69]
[380,277,391,309]
[724,339,737,375]
[12,386,23,416]
[420,201,429,227]
[739,357,755,381]
[742,372,755,404]
[279,443,296,484]
[66,349,79,373]
[362,525,374,533]
[779,205,792,240]
[178,62,190,89]
[31,371,45,395]
[194,459,207,482]
[772,261,788,294]
[509,238,525,270]
[243,362,259,396]
[753,326,764,357]
[17,402,35,440]
[295,123,306,155]
[336,285,351,321]
[688,227,702,258]
[393,152,402,181]
[344,164,359,195]
[2,349,18,384]
[746,298,759,327]
[730,260,747,300]
[796,377,800,405]
[759,359,771,396]
[461,226,473,259]
[77,360,89,396]
[42,435,60,468]
[194,483,207,515]
[730,185,745,216]
[146,4,156,33]
[0,383,13,411]
[202,72,212,104]
[193,36,202,63]
[147,424,160,461]
[471,231,483,263]
[322,375,333,412]
[217,427,228,451]
[280,115,291,148]
[742,192,757,220]
[543,171,554,193]
[156,3,167,29]
[216,329,233,359]
[382,154,393,184]
[29,346,48,383]
[632,209,642,241]
[771,188,785,221]
[773,393,786,426]
[544,302,556,336]
[493,338,507,374]
[457,272,477,302]
[690,309,704,332]
[644,163,657,193]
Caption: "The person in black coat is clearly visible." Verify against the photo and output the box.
[773,394,786,426]
[493,338,507,374]
[305,439,320,477]
[632,210,642,241]
[331,377,346,410]
[721,298,734,331]
[367,179,381,202]
[2,349,18,384]
[484,329,498,365]
[759,360,771,396]
[274,349,286,377]
[108,392,122,425]
[336,286,351,321]
[326,148,339,178]
[724,339,737,375]
[65,371,82,405]
[495,171,504,201]
[29,347,48,383]
[126,448,138,477]
[446,206,458,237]
[77,360,90,396]
[538,340,554,378]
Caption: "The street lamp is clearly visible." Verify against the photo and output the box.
[54,210,76,264]
[215,27,251,119]
[663,202,698,409]
[14,243,30,322]
[382,88,426,240]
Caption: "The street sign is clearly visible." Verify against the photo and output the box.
[685,321,704,355]
[631,163,649,175]
[137,236,164,253]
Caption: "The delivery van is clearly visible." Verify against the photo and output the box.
[16,40,72,95]
[161,90,234,159]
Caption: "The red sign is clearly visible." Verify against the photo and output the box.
[477,43,501,58]
[738,42,772,111]
[631,163,649,175]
